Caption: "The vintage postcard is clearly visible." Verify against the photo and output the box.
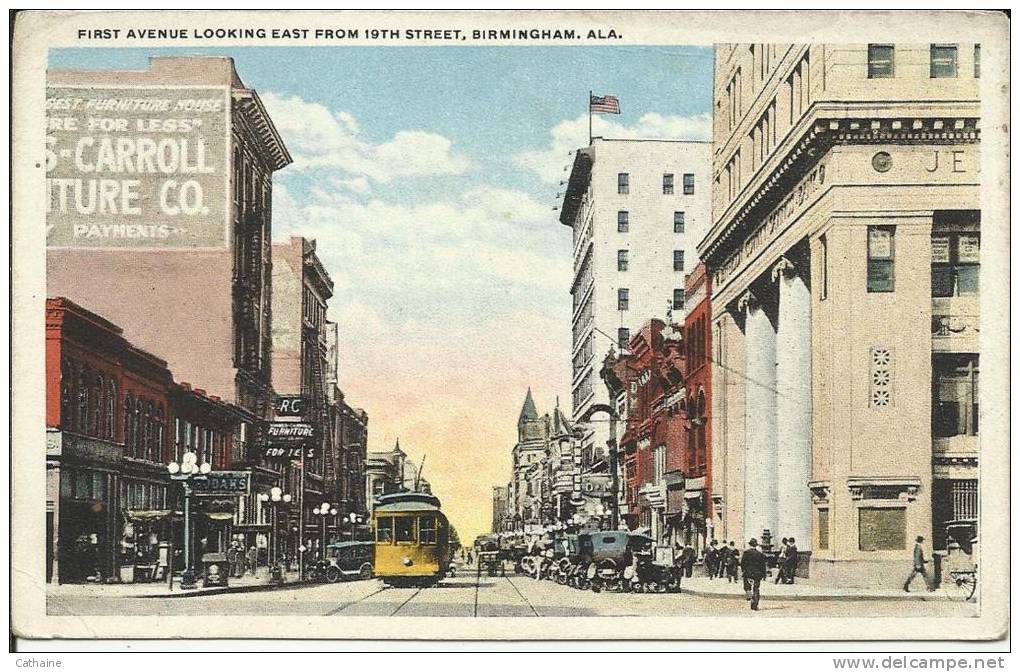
[10,9,1010,643]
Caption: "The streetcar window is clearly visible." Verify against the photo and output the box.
[376,517,394,543]
[419,517,437,545]
[395,517,415,543]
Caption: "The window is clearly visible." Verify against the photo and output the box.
[618,288,629,311]
[930,44,959,78]
[419,516,437,545]
[932,232,979,297]
[653,445,666,485]
[662,173,674,195]
[618,328,630,349]
[674,211,685,233]
[933,354,979,438]
[105,381,117,440]
[673,250,685,272]
[974,44,981,78]
[867,44,895,78]
[818,509,830,550]
[683,173,695,195]
[617,173,629,194]
[673,288,685,310]
[617,249,629,272]
[819,235,828,300]
[858,507,906,551]
[395,517,415,543]
[376,517,394,543]
[617,211,629,233]
[867,226,895,292]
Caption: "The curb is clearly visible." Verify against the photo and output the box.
[140,580,318,599]
[678,586,953,602]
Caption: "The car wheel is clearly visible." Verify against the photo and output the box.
[326,566,341,583]
[359,563,373,581]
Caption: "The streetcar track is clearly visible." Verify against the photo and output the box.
[324,584,389,616]
[389,586,425,616]
[503,574,541,617]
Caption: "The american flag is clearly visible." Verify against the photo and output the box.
[590,94,620,115]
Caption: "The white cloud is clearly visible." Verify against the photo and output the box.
[514,112,712,184]
[261,92,472,182]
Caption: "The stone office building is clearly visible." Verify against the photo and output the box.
[702,43,979,585]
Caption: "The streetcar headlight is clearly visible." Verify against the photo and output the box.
[401,556,413,567]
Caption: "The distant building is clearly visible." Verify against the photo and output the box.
[558,137,711,524]
[364,440,432,513]
[703,43,980,584]
[491,485,509,534]
[682,262,713,544]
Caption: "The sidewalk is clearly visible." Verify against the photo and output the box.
[47,569,314,599]
[677,576,951,602]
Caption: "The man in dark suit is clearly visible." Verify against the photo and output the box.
[783,537,799,585]
[681,544,696,578]
[740,538,768,611]
[903,535,933,592]
[704,539,719,579]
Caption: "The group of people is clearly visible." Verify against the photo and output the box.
[225,541,261,579]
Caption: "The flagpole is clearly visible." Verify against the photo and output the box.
[588,90,592,145]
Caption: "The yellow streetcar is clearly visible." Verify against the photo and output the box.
[373,491,452,586]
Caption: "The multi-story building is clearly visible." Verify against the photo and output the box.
[558,138,711,522]
[46,298,250,583]
[702,43,980,585]
[365,441,408,514]
[271,236,336,555]
[603,319,688,549]
[491,485,509,534]
[682,262,714,544]
[47,56,292,420]
[324,321,370,525]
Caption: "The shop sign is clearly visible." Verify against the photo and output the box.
[958,235,980,263]
[931,236,951,263]
[259,422,318,461]
[192,471,250,497]
[273,395,307,417]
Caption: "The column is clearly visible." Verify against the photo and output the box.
[774,257,813,544]
[742,291,778,542]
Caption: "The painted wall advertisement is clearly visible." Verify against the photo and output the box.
[45,85,230,249]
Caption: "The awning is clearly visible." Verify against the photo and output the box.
[124,509,175,522]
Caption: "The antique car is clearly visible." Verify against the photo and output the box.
[315,541,375,583]
[586,531,656,593]
[475,536,504,577]
[554,532,593,587]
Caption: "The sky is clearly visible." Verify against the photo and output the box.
[50,45,714,541]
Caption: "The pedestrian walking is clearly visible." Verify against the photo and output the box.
[704,539,719,580]
[740,538,768,611]
[725,541,739,582]
[784,537,799,585]
[247,545,259,577]
[774,538,789,584]
[681,544,696,578]
[226,542,239,578]
[903,535,934,592]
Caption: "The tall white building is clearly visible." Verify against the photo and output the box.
[559,138,711,472]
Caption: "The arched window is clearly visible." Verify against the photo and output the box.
[60,359,75,429]
[155,405,165,464]
[143,401,154,462]
[105,380,117,440]
[124,394,135,456]
[76,368,90,434]
[93,374,105,437]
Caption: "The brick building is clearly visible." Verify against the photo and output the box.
[682,262,713,545]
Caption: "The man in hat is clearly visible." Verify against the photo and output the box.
[904,535,934,592]
[704,539,720,580]
[740,538,768,611]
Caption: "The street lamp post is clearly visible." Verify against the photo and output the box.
[258,487,292,577]
[167,451,212,591]
[316,502,338,550]
[345,512,365,540]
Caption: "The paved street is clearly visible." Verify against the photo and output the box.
[48,570,979,618]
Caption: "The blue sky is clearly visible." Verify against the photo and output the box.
[49,46,714,537]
